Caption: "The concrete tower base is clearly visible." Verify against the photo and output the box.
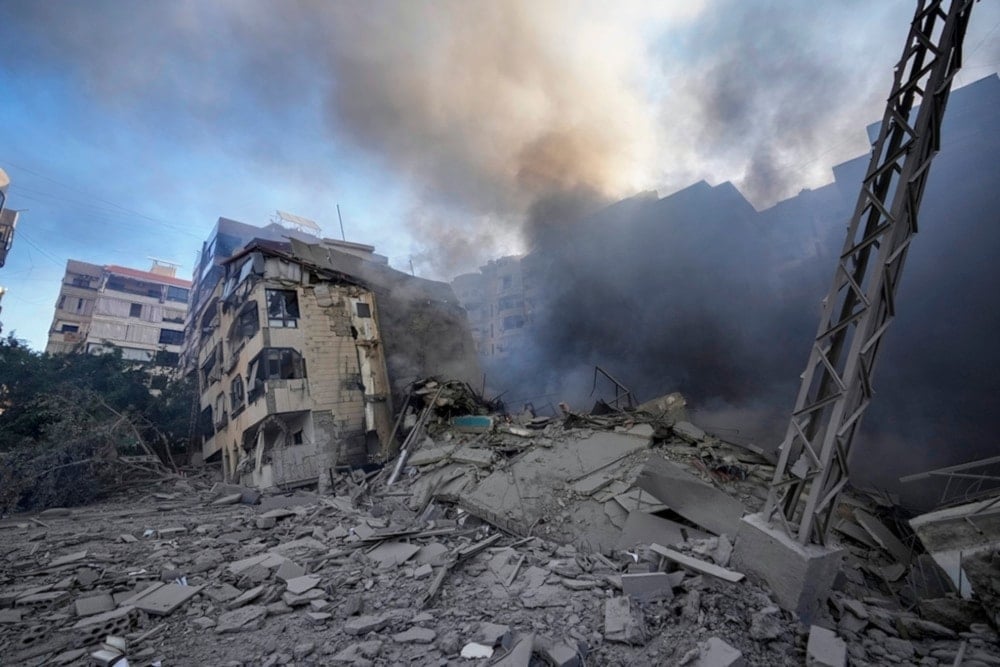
[732,512,844,624]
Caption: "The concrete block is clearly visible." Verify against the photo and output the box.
[732,513,844,624]
[691,637,745,667]
[621,572,674,601]
[806,625,846,667]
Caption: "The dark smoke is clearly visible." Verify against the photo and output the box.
[489,76,1000,509]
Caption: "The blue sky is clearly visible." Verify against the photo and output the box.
[1,1,998,350]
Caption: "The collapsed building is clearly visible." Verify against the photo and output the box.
[184,220,479,490]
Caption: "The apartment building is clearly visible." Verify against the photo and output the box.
[45,260,191,367]
[185,218,480,489]
[451,255,532,358]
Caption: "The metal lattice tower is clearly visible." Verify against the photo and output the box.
[762,0,975,546]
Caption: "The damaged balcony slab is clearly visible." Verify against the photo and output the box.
[732,512,844,624]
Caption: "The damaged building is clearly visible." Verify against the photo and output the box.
[185,223,479,490]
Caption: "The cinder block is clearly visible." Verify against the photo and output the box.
[732,512,844,624]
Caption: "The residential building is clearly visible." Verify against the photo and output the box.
[184,219,479,489]
[45,260,191,368]
[451,255,531,358]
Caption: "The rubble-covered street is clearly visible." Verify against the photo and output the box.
[2,387,997,666]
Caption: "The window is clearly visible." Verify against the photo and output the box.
[292,430,304,445]
[71,276,92,288]
[229,302,259,344]
[355,302,371,318]
[154,350,179,366]
[58,295,66,309]
[501,276,513,290]
[503,315,525,330]
[129,303,142,318]
[165,286,189,303]
[150,375,168,390]
[60,324,79,333]
[266,289,300,328]
[158,329,184,345]
[230,376,245,414]
[214,392,227,427]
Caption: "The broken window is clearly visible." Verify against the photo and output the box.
[154,350,179,366]
[230,376,245,415]
[355,301,371,318]
[266,289,300,328]
[228,301,259,344]
[165,286,189,303]
[200,343,222,386]
[129,303,142,318]
[214,392,227,428]
[158,329,184,345]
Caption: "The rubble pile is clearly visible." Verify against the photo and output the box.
[0,387,997,665]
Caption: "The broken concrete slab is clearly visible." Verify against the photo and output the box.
[129,582,203,616]
[284,575,321,595]
[50,550,88,567]
[226,585,265,609]
[806,625,846,667]
[344,614,391,635]
[672,421,706,443]
[853,509,910,564]
[649,544,744,583]
[461,642,494,659]
[366,540,421,568]
[413,542,450,566]
[491,633,534,666]
[74,593,115,617]
[216,605,267,634]
[636,454,745,536]
[450,444,494,467]
[616,510,710,550]
[275,559,306,582]
[406,444,457,467]
[689,637,745,667]
[458,431,650,546]
[282,588,325,607]
[635,391,687,422]
[211,493,243,506]
[258,493,316,511]
[621,572,675,601]
[391,627,437,644]
[536,636,583,667]
[604,596,646,644]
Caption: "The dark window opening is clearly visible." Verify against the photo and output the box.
[129,303,142,318]
[292,430,304,445]
[150,375,168,390]
[266,289,300,328]
[76,298,85,312]
[230,376,245,415]
[198,406,213,438]
[251,347,306,383]
[154,350,180,366]
[60,324,79,333]
[355,302,371,318]
[229,302,259,343]
[58,295,66,309]
[158,329,184,345]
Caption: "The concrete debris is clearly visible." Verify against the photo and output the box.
[0,392,997,666]
[460,642,494,658]
[806,625,846,667]
[684,636,745,667]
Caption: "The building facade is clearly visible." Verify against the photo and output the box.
[45,260,191,368]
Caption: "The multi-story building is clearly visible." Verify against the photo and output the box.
[451,256,531,358]
[184,217,480,489]
[45,260,191,368]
